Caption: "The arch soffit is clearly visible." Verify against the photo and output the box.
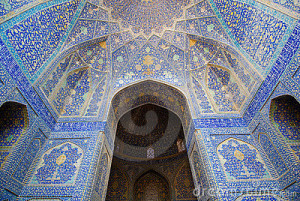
[134,169,171,189]
[35,36,108,87]
[268,94,300,124]
[216,137,259,152]
[187,34,261,78]
[0,101,29,132]
[107,79,193,135]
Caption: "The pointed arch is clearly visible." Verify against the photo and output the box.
[107,80,193,140]
[134,170,171,201]
[269,94,300,162]
[217,138,271,181]
[30,142,84,186]
[270,95,300,142]
[0,101,29,169]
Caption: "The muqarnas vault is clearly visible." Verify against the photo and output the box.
[0,0,299,200]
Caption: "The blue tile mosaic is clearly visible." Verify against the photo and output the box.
[6,0,80,76]
[0,0,299,200]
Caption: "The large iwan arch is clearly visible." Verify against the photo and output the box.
[0,0,300,200]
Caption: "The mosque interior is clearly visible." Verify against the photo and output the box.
[0,0,300,200]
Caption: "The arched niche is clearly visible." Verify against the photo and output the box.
[30,142,84,186]
[100,80,214,201]
[113,103,186,161]
[270,95,300,161]
[134,170,170,201]
[187,35,260,115]
[37,38,108,118]
[0,101,29,169]
[106,80,193,142]
[217,138,271,181]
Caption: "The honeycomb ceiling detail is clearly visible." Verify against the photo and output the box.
[103,0,190,37]
[3,0,295,120]
[33,0,267,120]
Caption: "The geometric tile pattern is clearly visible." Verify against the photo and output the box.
[0,0,41,22]
[258,0,300,13]
[113,42,185,89]
[103,0,190,36]
[63,1,111,50]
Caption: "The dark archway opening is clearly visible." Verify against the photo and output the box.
[0,102,28,169]
[134,170,170,201]
[270,95,300,161]
[106,104,197,200]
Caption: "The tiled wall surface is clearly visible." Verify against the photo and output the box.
[0,0,299,200]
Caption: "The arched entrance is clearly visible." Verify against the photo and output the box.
[106,80,193,142]
[270,95,300,161]
[0,101,28,170]
[134,170,170,201]
[101,80,200,200]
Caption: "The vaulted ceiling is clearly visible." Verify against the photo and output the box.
[0,0,299,121]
